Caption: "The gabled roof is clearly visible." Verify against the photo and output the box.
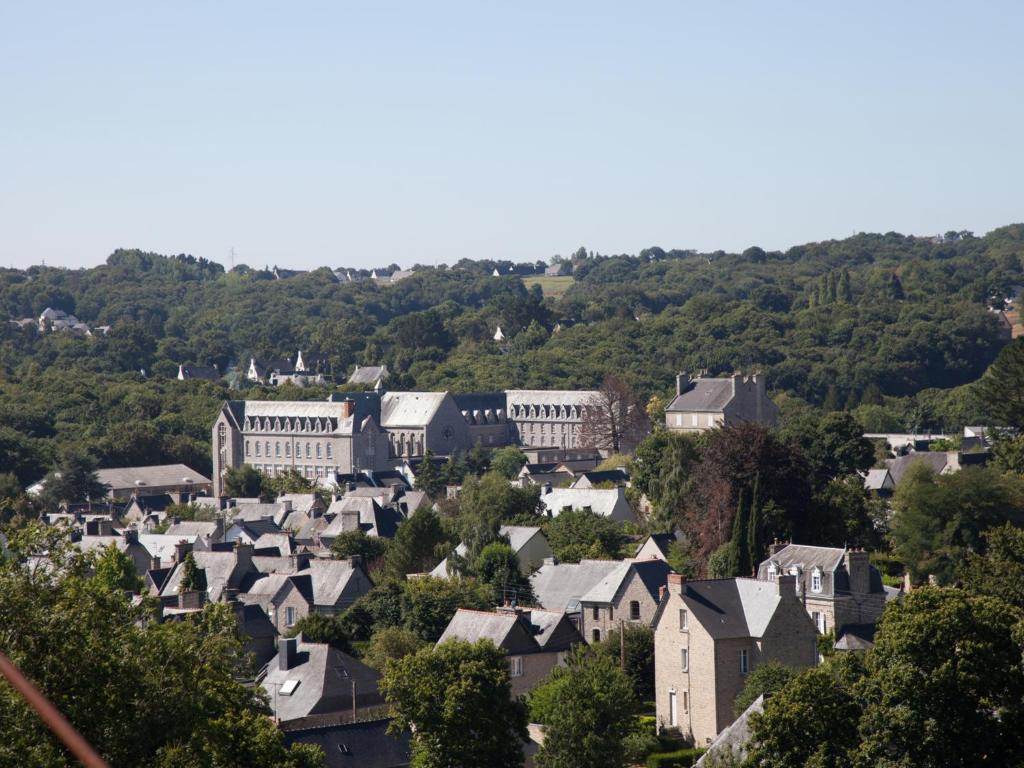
[160,550,253,602]
[885,452,950,484]
[307,559,365,607]
[539,487,628,519]
[863,468,894,491]
[579,558,674,605]
[694,694,766,767]
[348,365,389,385]
[380,392,449,428]
[282,719,410,768]
[666,378,734,413]
[656,578,784,639]
[530,559,623,613]
[429,526,544,578]
[437,609,539,655]
[165,521,220,538]
[229,518,284,539]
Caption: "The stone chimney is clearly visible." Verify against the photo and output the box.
[150,555,161,571]
[223,587,239,603]
[122,528,138,545]
[177,589,205,610]
[845,548,871,595]
[279,637,298,671]
[174,539,193,563]
[768,539,788,557]
[340,398,355,419]
[233,540,253,574]
[777,574,797,596]
[97,519,114,536]
[675,372,690,396]
[666,573,686,594]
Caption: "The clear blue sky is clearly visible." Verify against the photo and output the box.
[1,2,1021,271]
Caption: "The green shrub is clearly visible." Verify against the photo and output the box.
[646,747,706,768]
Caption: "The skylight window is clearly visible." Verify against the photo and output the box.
[279,679,300,696]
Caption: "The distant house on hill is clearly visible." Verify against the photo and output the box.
[348,364,389,389]
[665,373,778,433]
[177,363,220,382]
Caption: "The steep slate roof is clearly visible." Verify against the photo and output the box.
[261,640,384,723]
[665,378,735,413]
[229,519,284,539]
[348,365,389,385]
[539,487,626,518]
[579,559,674,605]
[694,694,766,767]
[506,389,599,406]
[885,452,950,484]
[530,559,623,613]
[322,498,400,539]
[282,719,410,768]
[756,543,885,598]
[179,364,220,381]
[863,468,893,491]
[659,578,783,639]
[571,468,630,487]
[835,623,877,651]
[160,550,256,602]
[165,521,220,538]
[96,464,211,491]
[379,392,449,427]
[429,526,543,578]
[437,609,540,654]
[530,608,584,651]
[307,559,365,607]
[277,494,321,515]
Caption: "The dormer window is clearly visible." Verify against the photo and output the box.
[790,565,802,594]
[767,562,778,579]
[811,568,823,593]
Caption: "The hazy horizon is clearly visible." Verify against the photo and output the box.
[3,1,1022,271]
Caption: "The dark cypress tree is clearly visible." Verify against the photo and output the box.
[747,474,762,575]
[732,489,750,578]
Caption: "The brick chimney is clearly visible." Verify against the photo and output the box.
[150,555,161,571]
[340,399,355,418]
[177,589,205,610]
[667,573,686,594]
[233,540,253,574]
[279,637,298,671]
[769,539,789,556]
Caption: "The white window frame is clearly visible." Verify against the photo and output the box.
[811,569,823,593]
[681,648,689,672]
[679,609,688,631]
[285,606,296,627]
[509,656,523,677]
[740,649,749,675]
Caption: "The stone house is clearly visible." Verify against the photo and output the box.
[380,392,473,459]
[211,396,391,496]
[437,607,583,697]
[531,558,673,642]
[755,543,887,637]
[430,526,553,579]
[505,390,600,451]
[538,486,635,523]
[665,373,778,433]
[653,573,818,747]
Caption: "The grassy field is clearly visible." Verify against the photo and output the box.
[521,275,574,299]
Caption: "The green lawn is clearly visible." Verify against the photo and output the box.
[521,275,574,299]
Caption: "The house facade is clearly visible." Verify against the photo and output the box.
[505,390,600,450]
[665,373,778,433]
[654,573,818,747]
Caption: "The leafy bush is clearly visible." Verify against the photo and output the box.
[645,747,705,768]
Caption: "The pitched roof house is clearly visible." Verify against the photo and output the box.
[348,365,389,388]
[654,574,817,747]
[755,543,887,637]
[430,526,552,579]
[437,607,583,696]
[261,637,384,723]
[665,373,778,433]
[538,486,635,523]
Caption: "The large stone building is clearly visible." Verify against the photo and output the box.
[755,543,888,638]
[665,373,778,433]
[506,390,600,450]
[211,396,390,496]
[654,573,817,747]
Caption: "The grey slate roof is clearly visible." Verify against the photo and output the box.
[885,452,950,484]
[282,719,410,768]
[665,378,734,413]
[437,609,539,654]
[165,521,221,538]
[261,639,384,723]
[430,526,544,578]
[694,694,765,767]
[657,578,783,639]
[96,464,211,492]
[348,365,389,385]
[578,558,674,605]
[530,559,623,613]
[756,543,885,598]
[379,392,448,428]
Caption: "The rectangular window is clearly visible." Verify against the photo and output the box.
[326,444,332,459]
[630,601,641,621]
[592,606,599,620]
[679,609,688,630]
[681,648,688,672]
[285,607,296,627]
[510,656,523,677]
[683,691,689,712]
[285,443,291,458]
[608,605,614,621]
[316,443,322,459]
[691,414,698,427]
[669,691,678,727]
[255,443,261,457]
[740,649,749,675]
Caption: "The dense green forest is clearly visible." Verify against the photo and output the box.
[1,225,1023,486]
